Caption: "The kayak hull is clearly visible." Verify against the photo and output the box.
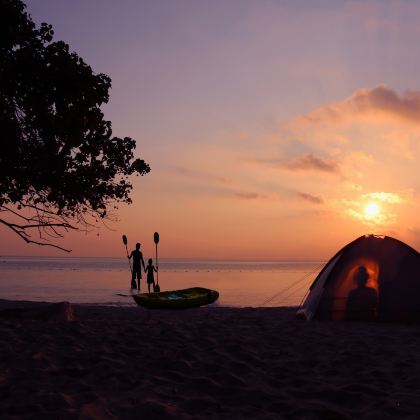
[132,287,219,309]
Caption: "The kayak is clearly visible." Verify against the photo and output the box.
[132,287,219,309]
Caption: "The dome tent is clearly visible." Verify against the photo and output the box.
[296,235,420,321]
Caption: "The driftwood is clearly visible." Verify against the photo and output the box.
[0,301,74,322]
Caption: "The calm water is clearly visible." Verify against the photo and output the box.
[0,257,325,307]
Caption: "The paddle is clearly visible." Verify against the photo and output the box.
[154,232,160,292]
[122,235,136,289]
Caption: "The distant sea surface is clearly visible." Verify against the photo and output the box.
[0,257,325,307]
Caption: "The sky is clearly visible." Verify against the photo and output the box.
[3,0,420,259]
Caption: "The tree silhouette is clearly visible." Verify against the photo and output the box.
[0,0,150,251]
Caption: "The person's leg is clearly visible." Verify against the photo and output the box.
[131,270,137,289]
[137,272,141,292]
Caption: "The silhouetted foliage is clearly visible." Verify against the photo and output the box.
[0,0,150,251]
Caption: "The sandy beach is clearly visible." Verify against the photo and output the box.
[5,1,420,419]
[1,301,420,419]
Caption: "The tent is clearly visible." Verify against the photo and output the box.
[296,235,420,321]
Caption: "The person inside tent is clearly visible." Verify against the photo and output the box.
[345,266,378,321]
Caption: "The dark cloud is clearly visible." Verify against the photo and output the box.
[172,166,230,184]
[350,85,420,121]
[296,192,324,204]
[173,166,198,177]
[304,85,420,124]
[234,192,260,200]
[281,154,339,173]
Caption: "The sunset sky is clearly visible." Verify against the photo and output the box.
[3,0,420,259]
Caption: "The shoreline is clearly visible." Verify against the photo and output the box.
[1,300,419,418]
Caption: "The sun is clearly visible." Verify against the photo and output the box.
[364,203,380,220]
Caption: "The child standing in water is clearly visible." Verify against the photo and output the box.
[145,258,158,293]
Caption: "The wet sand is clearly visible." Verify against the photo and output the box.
[1,300,420,419]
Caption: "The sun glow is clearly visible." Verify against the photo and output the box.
[364,203,380,220]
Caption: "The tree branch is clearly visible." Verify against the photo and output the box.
[0,218,72,252]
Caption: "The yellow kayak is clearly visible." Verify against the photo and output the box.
[132,287,219,309]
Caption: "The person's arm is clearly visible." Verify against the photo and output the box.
[154,266,158,272]
[141,254,146,271]
[128,251,132,260]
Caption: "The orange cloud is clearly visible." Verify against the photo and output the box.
[362,192,404,204]
[334,190,407,227]
[345,207,397,227]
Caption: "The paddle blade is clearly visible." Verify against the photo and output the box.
[154,232,160,244]
[122,235,128,245]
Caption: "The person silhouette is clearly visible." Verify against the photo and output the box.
[345,266,378,321]
[128,243,146,291]
[145,258,158,293]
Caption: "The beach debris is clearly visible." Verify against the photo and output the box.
[0,301,74,322]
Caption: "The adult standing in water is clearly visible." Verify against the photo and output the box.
[128,243,146,291]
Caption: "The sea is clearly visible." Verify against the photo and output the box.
[0,257,325,307]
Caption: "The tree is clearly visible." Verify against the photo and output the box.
[0,0,150,251]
